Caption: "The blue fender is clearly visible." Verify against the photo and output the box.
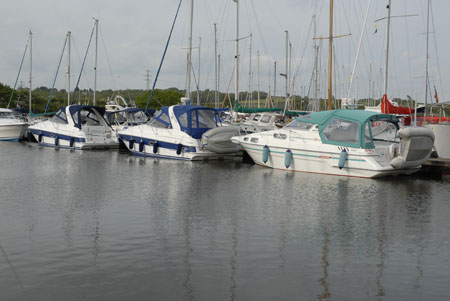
[153,142,158,154]
[285,149,292,168]
[129,139,135,150]
[54,136,59,146]
[69,138,75,147]
[139,141,145,152]
[262,145,269,163]
[338,149,347,169]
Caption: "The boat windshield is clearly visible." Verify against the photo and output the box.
[195,109,217,129]
[285,119,313,130]
[370,120,398,143]
[51,109,68,124]
[322,118,359,145]
[0,111,15,119]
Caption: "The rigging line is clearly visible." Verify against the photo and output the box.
[249,0,268,55]
[146,0,183,110]
[355,0,373,87]
[98,24,118,97]
[45,35,68,113]
[7,43,28,109]
[430,0,444,102]
[290,14,314,96]
[262,0,285,31]
[290,1,315,92]
[73,23,95,104]
[347,0,372,99]
[71,35,93,94]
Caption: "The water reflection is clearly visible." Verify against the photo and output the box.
[1,143,450,300]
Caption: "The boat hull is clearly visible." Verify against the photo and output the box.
[239,142,418,178]
[425,124,450,159]
[29,128,119,150]
[0,124,27,141]
[119,132,233,161]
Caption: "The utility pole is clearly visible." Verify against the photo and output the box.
[145,69,151,90]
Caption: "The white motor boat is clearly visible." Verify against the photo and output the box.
[240,112,283,133]
[118,105,237,160]
[0,108,27,141]
[28,105,119,149]
[231,110,435,178]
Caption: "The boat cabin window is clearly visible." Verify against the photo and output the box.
[80,110,101,126]
[250,137,259,143]
[130,111,147,123]
[274,133,287,139]
[252,114,261,122]
[285,119,313,130]
[323,118,359,145]
[177,113,188,128]
[0,111,14,119]
[51,109,68,124]
[149,118,170,128]
[107,111,126,125]
[260,115,271,123]
[191,110,217,129]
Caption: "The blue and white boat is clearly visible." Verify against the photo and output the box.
[28,105,119,149]
[0,108,27,141]
[118,105,237,160]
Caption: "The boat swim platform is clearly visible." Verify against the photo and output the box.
[421,157,450,174]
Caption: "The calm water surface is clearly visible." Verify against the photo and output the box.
[1,142,449,300]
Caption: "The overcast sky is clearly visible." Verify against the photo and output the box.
[1,0,449,103]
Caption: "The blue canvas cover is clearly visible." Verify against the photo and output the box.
[172,105,218,139]
[68,105,107,129]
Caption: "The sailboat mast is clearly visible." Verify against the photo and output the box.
[313,15,319,111]
[248,33,252,107]
[234,0,239,105]
[197,37,201,105]
[383,0,391,97]
[67,31,71,106]
[424,0,430,118]
[214,23,218,109]
[186,0,194,101]
[327,0,334,110]
[285,30,289,103]
[93,19,99,106]
[29,30,32,113]
[257,50,260,108]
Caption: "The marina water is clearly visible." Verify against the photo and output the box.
[1,142,449,300]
